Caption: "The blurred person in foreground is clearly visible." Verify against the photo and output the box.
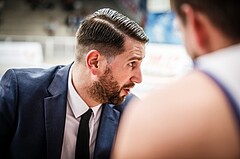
[0,8,148,159]
[112,0,240,158]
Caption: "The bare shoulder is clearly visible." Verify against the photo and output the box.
[113,71,240,159]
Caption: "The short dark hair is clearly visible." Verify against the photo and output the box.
[75,8,149,62]
[171,0,240,41]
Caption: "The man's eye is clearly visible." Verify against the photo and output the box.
[128,62,136,67]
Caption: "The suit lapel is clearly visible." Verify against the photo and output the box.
[44,64,71,159]
[93,94,137,159]
[94,104,120,159]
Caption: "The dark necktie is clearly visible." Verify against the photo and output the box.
[75,109,92,159]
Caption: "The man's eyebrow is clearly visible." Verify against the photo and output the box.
[128,55,145,61]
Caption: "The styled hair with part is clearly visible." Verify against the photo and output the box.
[75,8,149,62]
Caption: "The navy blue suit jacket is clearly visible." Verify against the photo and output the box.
[0,64,137,159]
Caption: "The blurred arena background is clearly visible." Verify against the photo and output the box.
[0,0,193,97]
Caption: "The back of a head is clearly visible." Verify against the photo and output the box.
[171,0,240,41]
[75,8,149,62]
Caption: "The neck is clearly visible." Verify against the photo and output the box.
[208,37,239,53]
[202,21,240,54]
[71,63,100,107]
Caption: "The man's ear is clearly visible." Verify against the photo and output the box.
[181,4,208,52]
[85,50,100,75]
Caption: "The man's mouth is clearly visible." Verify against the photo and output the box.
[121,83,135,95]
[123,88,131,95]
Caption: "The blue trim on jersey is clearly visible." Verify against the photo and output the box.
[201,70,240,130]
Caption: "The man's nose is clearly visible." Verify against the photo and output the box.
[130,69,142,84]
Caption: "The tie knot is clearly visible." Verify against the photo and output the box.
[81,109,92,121]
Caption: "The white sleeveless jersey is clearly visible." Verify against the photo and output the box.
[194,44,240,125]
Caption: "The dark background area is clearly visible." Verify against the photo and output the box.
[0,0,144,36]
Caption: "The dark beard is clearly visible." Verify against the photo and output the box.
[87,66,134,105]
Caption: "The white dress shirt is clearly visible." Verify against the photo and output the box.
[61,66,102,159]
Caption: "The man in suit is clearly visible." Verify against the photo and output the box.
[0,8,149,159]
[112,0,240,158]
